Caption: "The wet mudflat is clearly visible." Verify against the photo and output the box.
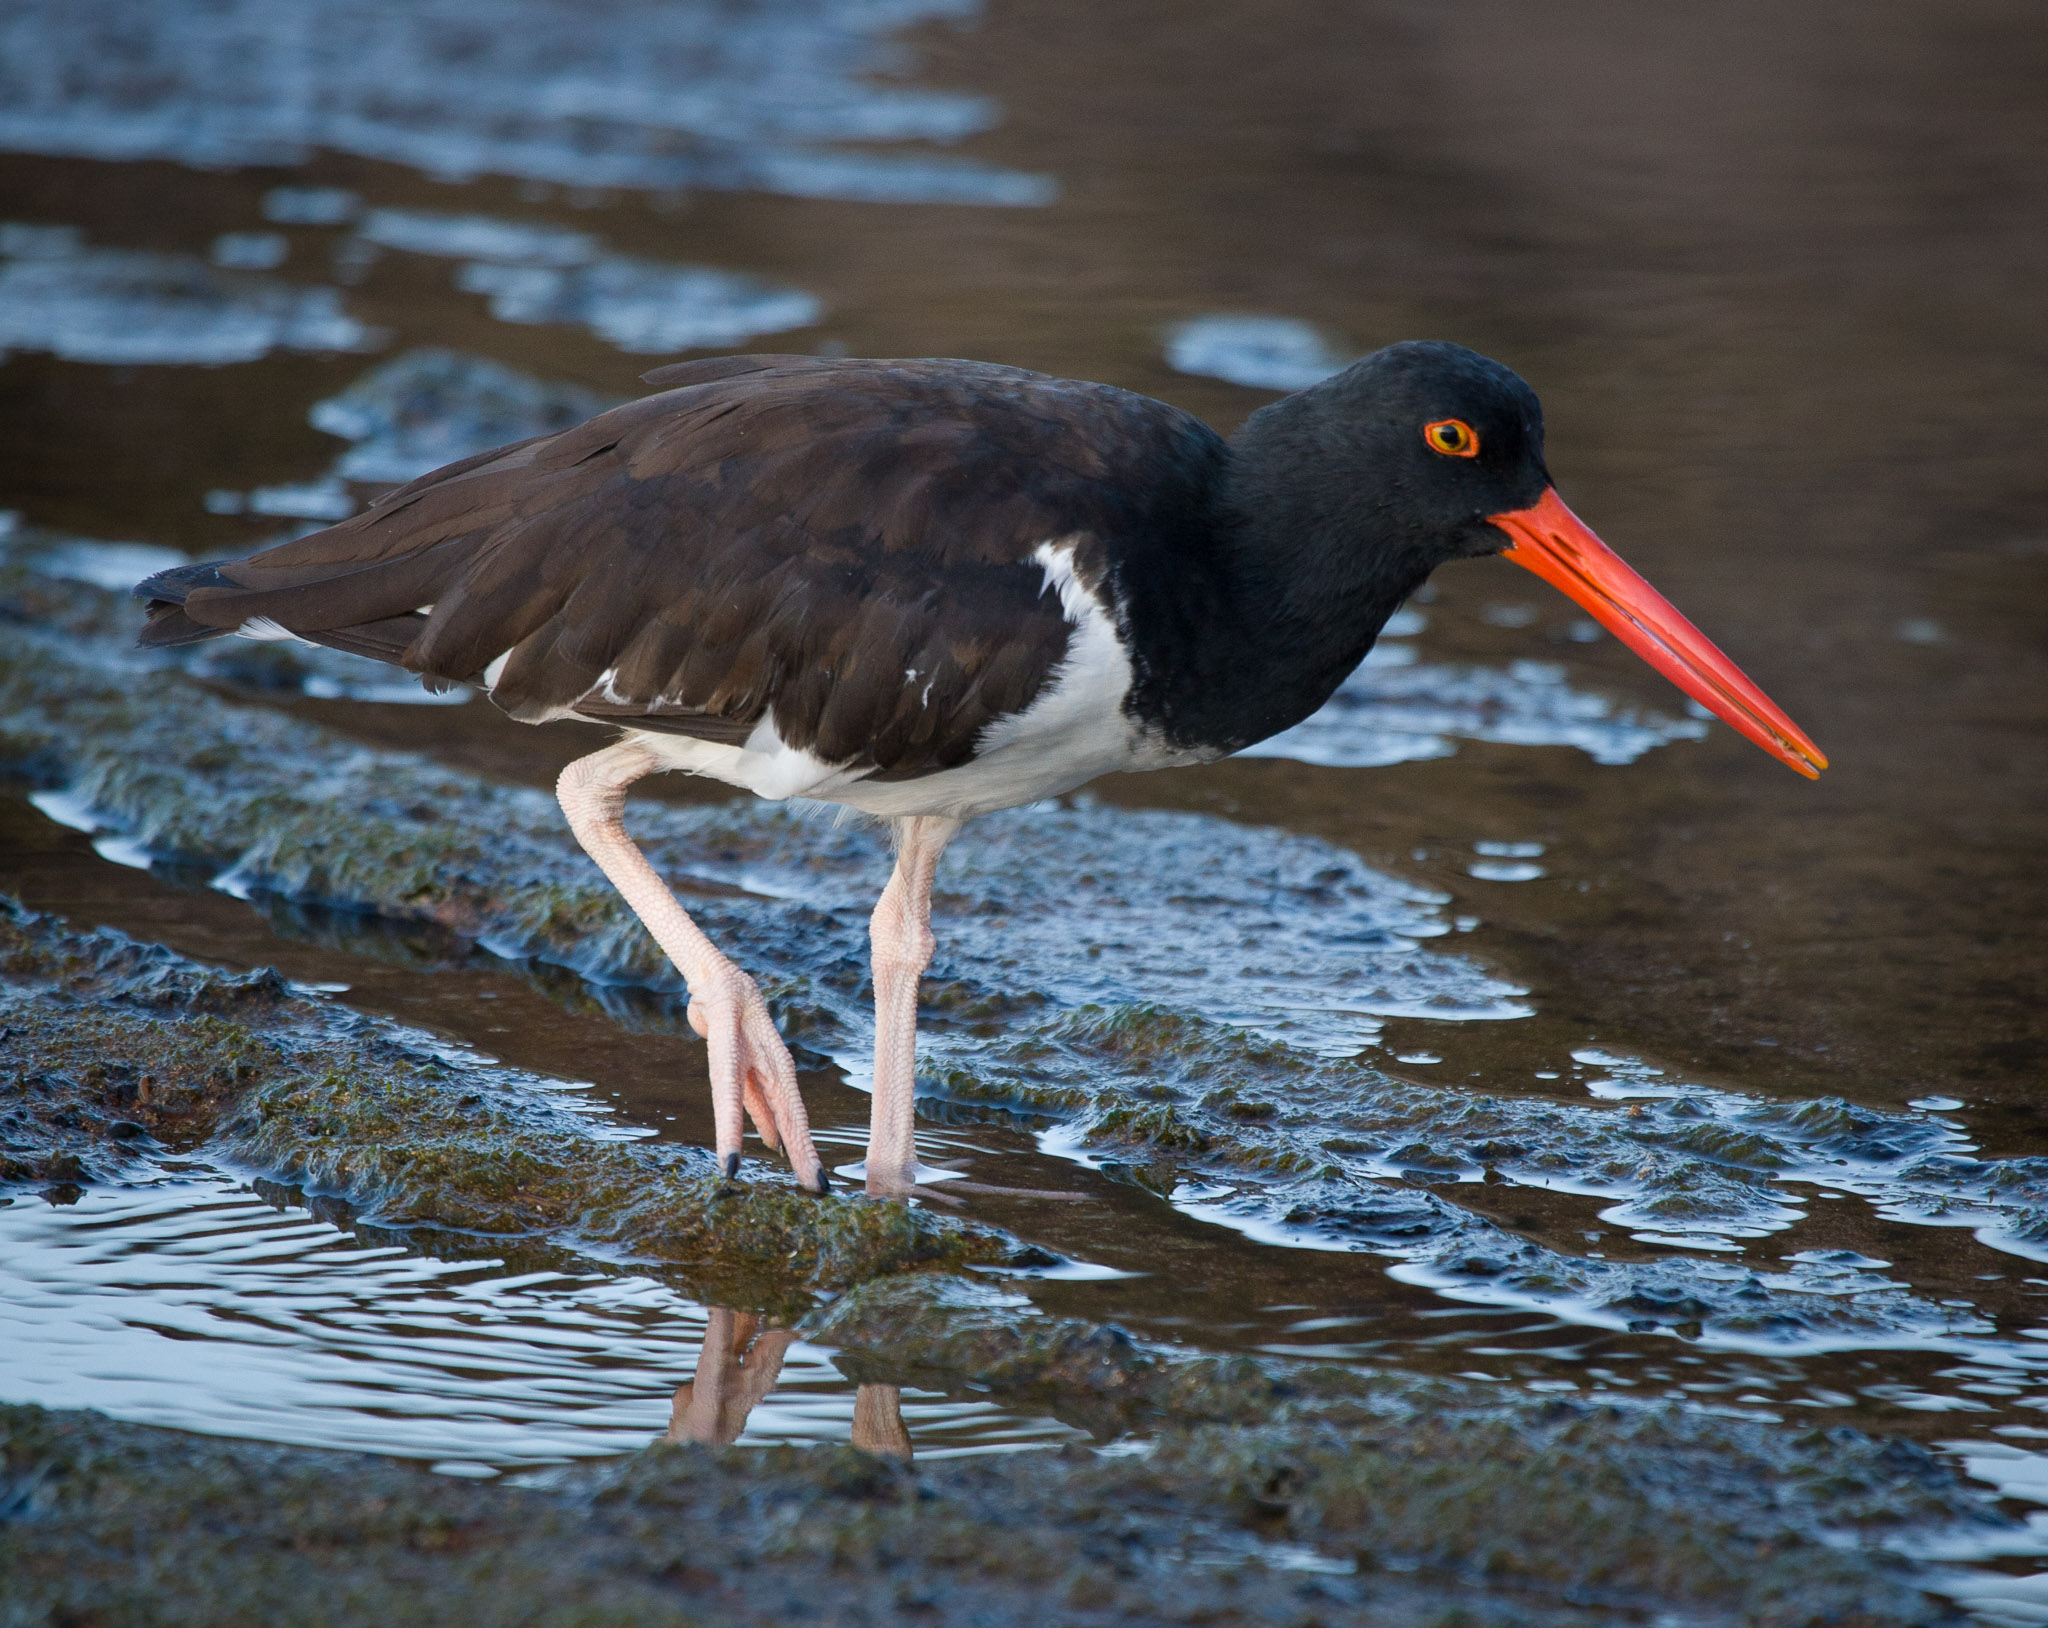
[2,1,2046,1622]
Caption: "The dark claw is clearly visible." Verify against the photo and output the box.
[722,1150,741,1180]
[809,1165,832,1196]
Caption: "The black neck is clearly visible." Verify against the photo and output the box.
[1110,421,1432,754]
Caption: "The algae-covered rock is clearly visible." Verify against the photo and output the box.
[809,1274,1183,1418]
[0,899,1020,1307]
[804,1273,1335,1434]
[0,1383,1993,1628]
[1155,1407,1976,1626]
[930,1008,1987,1349]
[801,1272,2007,1623]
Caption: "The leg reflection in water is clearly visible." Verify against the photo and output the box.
[850,1381,912,1460]
[667,1307,911,1460]
[667,1308,796,1448]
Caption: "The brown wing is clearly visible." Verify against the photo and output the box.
[138,355,1224,778]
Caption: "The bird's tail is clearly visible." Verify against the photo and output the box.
[129,435,536,671]
[133,542,463,670]
[134,561,239,648]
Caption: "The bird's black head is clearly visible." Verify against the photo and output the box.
[1226,339,1552,574]
[1214,337,1828,781]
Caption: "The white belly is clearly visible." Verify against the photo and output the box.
[625,539,1207,819]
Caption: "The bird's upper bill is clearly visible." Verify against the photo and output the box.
[1489,488,1828,779]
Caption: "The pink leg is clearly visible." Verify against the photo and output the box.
[864,814,960,1195]
[557,740,826,1192]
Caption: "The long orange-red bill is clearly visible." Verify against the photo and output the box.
[1488,488,1828,779]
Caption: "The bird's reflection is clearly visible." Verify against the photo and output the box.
[851,1378,913,1459]
[667,1307,910,1459]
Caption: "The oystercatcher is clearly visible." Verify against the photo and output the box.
[137,343,1826,1196]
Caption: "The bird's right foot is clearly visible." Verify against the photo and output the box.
[687,966,828,1194]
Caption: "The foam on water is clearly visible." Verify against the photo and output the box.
[1164,314,1356,391]
[457,257,821,353]
[0,223,382,366]
[347,207,824,354]
[1032,1031,2048,1351]
[355,209,603,267]
[189,638,474,705]
[0,1172,1077,1469]
[308,348,618,485]
[209,230,289,270]
[1914,1442,2048,1623]
[670,801,1533,1057]
[0,0,1054,207]
[261,186,361,226]
[1241,651,1709,769]
[32,540,190,593]
[243,478,358,521]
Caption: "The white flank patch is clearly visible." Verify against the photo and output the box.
[637,710,850,802]
[826,537,1182,818]
[627,538,1191,818]
[974,539,1141,771]
[733,710,849,800]
[480,650,512,688]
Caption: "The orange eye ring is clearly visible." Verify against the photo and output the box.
[1424,418,1480,458]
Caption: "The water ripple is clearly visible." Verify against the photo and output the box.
[0,1173,1078,1469]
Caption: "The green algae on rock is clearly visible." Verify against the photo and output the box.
[804,1272,2012,1622]
[0,899,1021,1306]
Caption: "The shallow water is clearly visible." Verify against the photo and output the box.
[0,222,382,366]
[0,1171,1077,1471]
[0,0,1050,205]
[1,0,2045,1614]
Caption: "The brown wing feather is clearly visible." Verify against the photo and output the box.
[137,357,1220,779]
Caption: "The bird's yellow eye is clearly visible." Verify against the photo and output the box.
[1424,418,1480,458]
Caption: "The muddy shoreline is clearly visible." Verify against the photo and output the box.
[0,1391,1976,1626]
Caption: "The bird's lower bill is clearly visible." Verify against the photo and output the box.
[1487,488,1828,779]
